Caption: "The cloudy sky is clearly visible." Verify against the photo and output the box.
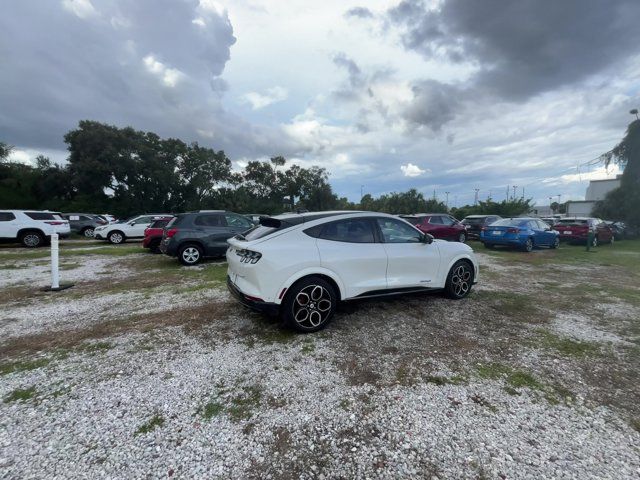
[2,0,639,206]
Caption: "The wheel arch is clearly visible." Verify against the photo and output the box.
[443,254,477,284]
[277,268,345,304]
[18,227,46,238]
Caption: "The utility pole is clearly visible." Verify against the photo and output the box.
[445,191,450,210]
[360,185,364,200]
[512,185,517,200]
[488,190,492,201]
[521,186,524,199]
[506,185,510,201]
[474,188,480,206]
[433,189,436,201]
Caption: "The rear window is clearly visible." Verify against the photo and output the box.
[462,217,485,224]
[313,218,375,243]
[243,225,280,241]
[166,215,186,228]
[557,219,588,226]
[25,212,56,220]
[492,219,528,227]
[150,219,171,228]
[195,214,224,227]
[0,212,16,221]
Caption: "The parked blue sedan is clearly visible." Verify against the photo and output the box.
[480,218,560,252]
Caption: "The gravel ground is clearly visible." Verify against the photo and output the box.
[1,242,639,479]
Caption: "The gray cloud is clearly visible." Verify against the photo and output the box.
[387,0,640,100]
[404,81,462,132]
[0,0,297,158]
[344,7,374,19]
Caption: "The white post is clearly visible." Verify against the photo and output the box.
[51,233,59,290]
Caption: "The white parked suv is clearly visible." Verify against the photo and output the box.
[0,210,71,248]
[93,214,171,244]
[227,211,479,332]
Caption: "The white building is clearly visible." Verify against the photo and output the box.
[566,175,622,216]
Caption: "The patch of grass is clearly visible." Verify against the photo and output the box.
[4,386,37,403]
[228,385,262,421]
[631,418,640,433]
[477,363,544,391]
[0,263,28,270]
[0,357,50,376]
[425,375,462,386]
[475,291,541,318]
[301,338,315,354]
[339,399,351,410]
[201,401,224,420]
[535,331,599,357]
[134,414,165,435]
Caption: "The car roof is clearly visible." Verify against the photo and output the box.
[270,210,366,226]
[464,214,497,218]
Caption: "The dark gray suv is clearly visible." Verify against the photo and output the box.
[160,210,254,265]
[61,213,108,238]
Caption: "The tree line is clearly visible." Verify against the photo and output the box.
[2,120,537,219]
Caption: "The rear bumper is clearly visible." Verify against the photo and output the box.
[480,236,522,246]
[559,234,588,243]
[227,276,279,316]
[143,235,161,248]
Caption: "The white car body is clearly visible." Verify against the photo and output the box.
[0,210,70,247]
[226,211,478,330]
[93,214,171,243]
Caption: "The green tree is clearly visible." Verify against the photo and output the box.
[593,119,640,227]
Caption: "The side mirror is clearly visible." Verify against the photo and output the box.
[129,221,136,226]
[422,233,434,244]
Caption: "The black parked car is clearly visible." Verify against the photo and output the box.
[160,210,254,265]
[460,215,502,239]
[61,213,108,238]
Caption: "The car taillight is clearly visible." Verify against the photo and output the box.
[507,228,519,233]
[97,219,107,225]
[144,228,149,236]
[481,227,487,231]
[45,221,65,225]
[166,228,178,238]
[236,249,262,264]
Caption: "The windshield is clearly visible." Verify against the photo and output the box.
[400,216,420,225]
[462,217,485,224]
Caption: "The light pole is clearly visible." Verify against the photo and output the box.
[512,185,517,200]
[445,191,450,210]
[474,188,480,205]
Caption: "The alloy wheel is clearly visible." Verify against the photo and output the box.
[23,234,41,247]
[182,247,200,264]
[293,284,332,329]
[110,232,123,244]
[553,237,560,249]
[84,228,94,238]
[450,265,471,297]
[592,236,598,247]
[525,239,533,252]
[458,233,466,243]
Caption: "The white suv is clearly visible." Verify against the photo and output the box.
[0,210,71,248]
[227,211,479,332]
[93,214,171,244]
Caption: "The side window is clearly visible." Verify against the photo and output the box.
[0,212,16,221]
[441,216,455,226]
[376,218,422,243]
[25,212,55,220]
[133,216,151,225]
[429,216,443,225]
[318,219,375,243]
[225,214,253,229]
[195,215,224,227]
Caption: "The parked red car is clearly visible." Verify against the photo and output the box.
[143,216,174,253]
[552,217,614,247]
[399,213,468,242]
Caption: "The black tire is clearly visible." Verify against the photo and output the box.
[81,227,95,238]
[178,243,203,266]
[591,236,598,248]
[458,232,466,243]
[550,237,560,249]
[444,260,474,299]
[108,231,125,244]
[281,276,337,333]
[19,230,44,248]
[484,243,494,249]
[523,238,534,252]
